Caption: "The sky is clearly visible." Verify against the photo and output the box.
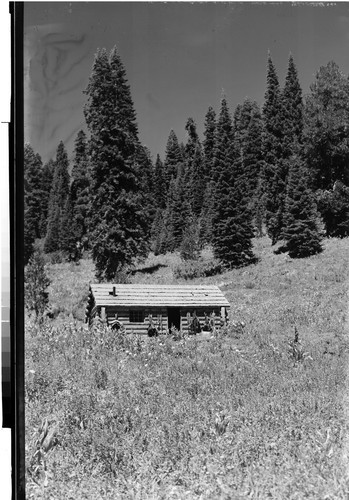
[24,2,349,164]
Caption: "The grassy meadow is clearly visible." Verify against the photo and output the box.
[25,236,349,499]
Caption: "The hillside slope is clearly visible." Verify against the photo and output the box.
[26,236,349,498]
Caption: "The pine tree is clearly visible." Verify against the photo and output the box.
[70,130,90,247]
[40,159,55,237]
[211,97,234,183]
[317,181,349,237]
[25,249,50,321]
[203,106,216,183]
[24,144,44,249]
[281,54,303,156]
[303,61,349,236]
[190,142,205,216]
[304,61,349,191]
[211,97,255,267]
[199,180,216,245]
[180,216,200,261]
[164,130,184,189]
[44,141,70,253]
[183,117,205,215]
[135,145,156,229]
[282,155,323,258]
[153,154,167,209]
[84,46,149,280]
[151,208,168,255]
[233,98,263,205]
[60,192,80,261]
[262,53,284,244]
[165,173,192,252]
[212,146,255,267]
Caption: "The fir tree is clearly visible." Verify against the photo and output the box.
[44,141,70,253]
[153,154,167,209]
[84,46,149,280]
[165,173,192,252]
[282,155,323,258]
[203,106,216,183]
[212,97,234,185]
[151,208,168,255]
[40,159,55,237]
[70,130,90,247]
[233,98,263,202]
[212,147,255,267]
[183,117,205,215]
[304,61,349,191]
[211,97,255,267]
[190,142,205,216]
[135,145,156,229]
[25,249,50,321]
[164,130,184,189]
[199,180,216,245]
[24,144,44,247]
[262,53,284,244]
[180,216,200,261]
[281,54,303,156]
[60,192,80,261]
[317,181,349,237]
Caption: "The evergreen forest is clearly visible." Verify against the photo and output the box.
[24,48,349,280]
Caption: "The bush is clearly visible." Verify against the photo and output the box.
[173,258,223,279]
[25,250,50,321]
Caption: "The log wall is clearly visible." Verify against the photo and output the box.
[89,306,226,334]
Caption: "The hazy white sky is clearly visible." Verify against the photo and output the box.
[24,2,349,163]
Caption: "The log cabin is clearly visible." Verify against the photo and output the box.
[85,284,230,335]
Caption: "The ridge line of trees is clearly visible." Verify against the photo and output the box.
[24,49,349,278]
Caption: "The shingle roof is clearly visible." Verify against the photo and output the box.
[89,284,230,308]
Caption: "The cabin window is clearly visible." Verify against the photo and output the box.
[129,310,144,323]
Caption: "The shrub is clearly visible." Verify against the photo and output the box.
[173,258,223,279]
[25,250,50,321]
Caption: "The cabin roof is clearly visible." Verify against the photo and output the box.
[89,284,230,308]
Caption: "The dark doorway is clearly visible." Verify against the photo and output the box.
[168,308,181,331]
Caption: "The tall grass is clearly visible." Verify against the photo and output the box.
[25,236,349,498]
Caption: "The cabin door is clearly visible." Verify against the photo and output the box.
[167,308,181,331]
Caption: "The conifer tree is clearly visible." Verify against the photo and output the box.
[135,145,156,228]
[282,155,323,258]
[151,208,168,255]
[303,61,349,236]
[281,54,303,156]
[211,97,255,267]
[233,98,263,201]
[203,106,216,182]
[25,249,50,321]
[303,61,349,190]
[199,180,216,245]
[212,97,234,184]
[40,159,55,237]
[317,181,349,237]
[164,130,184,189]
[212,145,255,267]
[70,130,90,247]
[199,106,217,245]
[84,47,149,280]
[183,117,205,215]
[153,154,167,209]
[44,141,70,253]
[190,142,205,216]
[165,172,192,252]
[262,53,284,244]
[60,193,80,261]
[24,144,44,247]
[180,216,200,261]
